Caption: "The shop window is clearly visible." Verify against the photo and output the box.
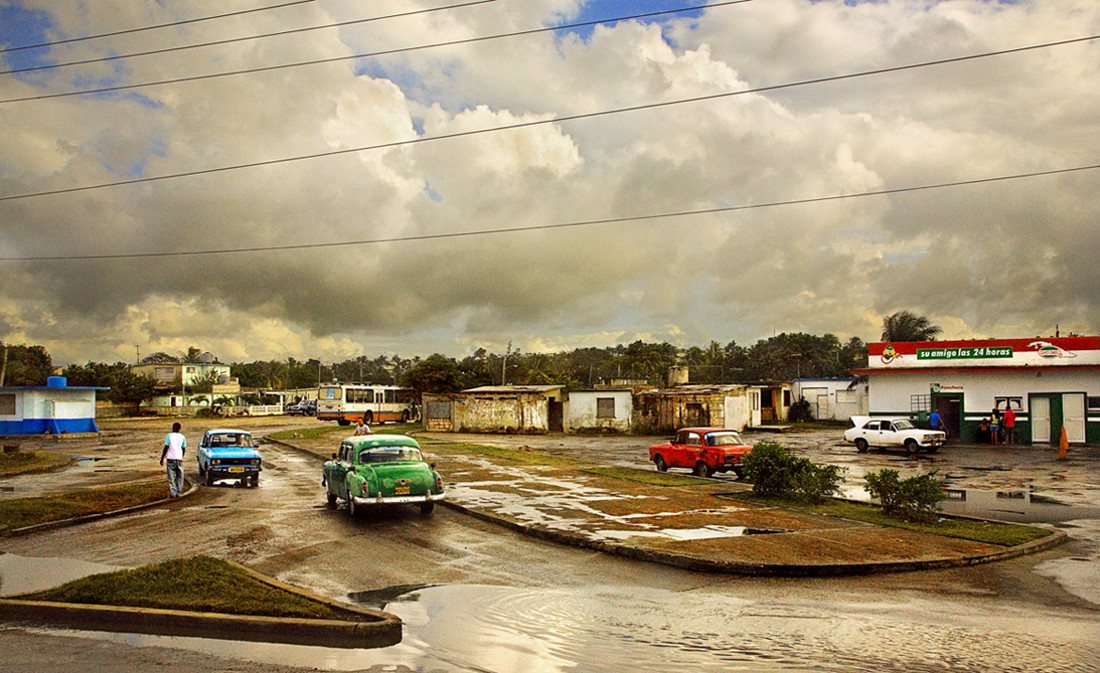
[995,397,1023,412]
[596,397,616,418]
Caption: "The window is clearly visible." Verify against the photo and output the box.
[426,400,451,419]
[836,390,855,403]
[596,397,616,419]
[995,397,1023,412]
[783,390,791,406]
[684,432,702,446]
[1087,397,1100,411]
[0,393,15,415]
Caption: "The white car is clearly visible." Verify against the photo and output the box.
[843,416,946,454]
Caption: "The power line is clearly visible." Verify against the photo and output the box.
[1,0,500,77]
[0,0,748,104]
[2,163,1095,262]
[1,33,1095,203]
[0,0,316,53]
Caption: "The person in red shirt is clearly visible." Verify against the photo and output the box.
[1003,405,1017,445]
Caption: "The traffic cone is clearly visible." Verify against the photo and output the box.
[1058,426,1068,460]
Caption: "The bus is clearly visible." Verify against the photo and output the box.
[316,385,419,426]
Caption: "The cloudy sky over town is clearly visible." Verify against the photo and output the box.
[0,0,1097,366]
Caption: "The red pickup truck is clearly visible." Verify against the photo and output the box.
[648,427,752,478]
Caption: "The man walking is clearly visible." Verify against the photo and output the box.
[160,422,187,497]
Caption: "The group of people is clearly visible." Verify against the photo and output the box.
[976,405,1017,445]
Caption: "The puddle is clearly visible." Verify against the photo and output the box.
[0,553,122,596]
[594,525,783,542]
[939,488,1100,524]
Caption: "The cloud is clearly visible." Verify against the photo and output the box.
[0,0,1097,366]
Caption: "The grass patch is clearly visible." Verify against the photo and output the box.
[580,465,708,487]
[23,556,346,620]
[0,450,73,477]
[0,481,168,532]
[269,425,348,441]
[723,492,1052,546]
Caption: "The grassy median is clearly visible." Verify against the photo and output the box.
[22,556,347,620]
[0,481,169,533]
[723,492,1052,547]
[0,450,73,477]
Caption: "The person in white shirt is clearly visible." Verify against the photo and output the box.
[160,422,187,497]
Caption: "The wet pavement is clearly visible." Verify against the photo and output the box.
[1,418,1099,672]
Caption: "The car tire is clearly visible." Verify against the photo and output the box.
[205,470,215,487]
[327,489,337,506]
[733,466,744,480]
[694,461,711,478]
[250,475,259,488]
[855,438,869,453]
[654,455,667,472]
[420,501,435,515]
[905,439,919,454]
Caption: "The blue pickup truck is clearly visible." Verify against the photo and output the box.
[197,429,263,487]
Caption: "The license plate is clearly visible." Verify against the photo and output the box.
[229,467,245,473]
[394,486,410,495]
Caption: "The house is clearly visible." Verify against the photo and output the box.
[132,361,233,392]
[0,376,105,434]
[791,378,868,422]
[854,336,1100,444]
[564,390,633,433]
[422,384,566,434]
[633,384,753,433]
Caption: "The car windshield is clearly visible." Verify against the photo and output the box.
[208,434,251,447]
[893,420,915,430]
[359,447,423,463]
[705,432,743,446]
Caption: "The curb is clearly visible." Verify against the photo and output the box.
[0,559,402,648]
[1,479,198,539]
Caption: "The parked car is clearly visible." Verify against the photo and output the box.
[843,416,946,454]
[197,429,263,487]
[322,434,446,517]
[648,427,752,478]
[286,399,317,416]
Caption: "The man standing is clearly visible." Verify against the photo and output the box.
[929,410,946,438]
[1003,404,1016,445]
[160,422,187,497]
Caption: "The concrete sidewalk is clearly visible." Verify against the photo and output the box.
[418,440,1066,576]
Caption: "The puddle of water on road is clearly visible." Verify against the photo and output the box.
[939,487,1100,523]
[0,553,122,596]
[593,525,782,542]
[21,583,1100,672]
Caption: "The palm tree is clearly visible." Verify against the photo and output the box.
[881,311,942,342]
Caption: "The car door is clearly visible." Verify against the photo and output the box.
[883,422,903,447]
[682,431,704,467]
[327,444,352,497]
[863,420,881,446]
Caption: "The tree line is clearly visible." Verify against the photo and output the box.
[4,311,941,400]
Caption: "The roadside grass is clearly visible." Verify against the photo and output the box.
[0,450,73,477]
[21,556,347,620]
[430,442,588,469]
[723,492,1052,547]
[269,422,421,442]
[0,481,168,533]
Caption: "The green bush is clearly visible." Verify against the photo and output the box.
[742,442,845,503]
[864,469,947,522]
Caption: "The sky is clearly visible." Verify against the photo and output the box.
[0,0,1097,366]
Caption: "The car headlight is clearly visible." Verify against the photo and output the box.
[211,459,221,465]
[252,459,260,466]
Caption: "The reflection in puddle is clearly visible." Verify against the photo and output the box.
[23,583,1100,672]
[0,554,122,596]
[594,525,782,541]
[939,487,1100,523]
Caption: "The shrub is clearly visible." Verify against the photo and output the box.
[742,442,845,503]
[864,469,947,522]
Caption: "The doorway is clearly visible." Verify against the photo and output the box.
[932,394,962,440]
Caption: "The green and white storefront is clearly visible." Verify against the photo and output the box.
[856,336,1100,445]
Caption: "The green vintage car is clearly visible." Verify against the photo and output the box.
[322,434,446,517]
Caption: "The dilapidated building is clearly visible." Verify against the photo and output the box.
[422,385,565,434]
[564,390,633,433]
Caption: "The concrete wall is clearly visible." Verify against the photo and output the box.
[564,391,632,433]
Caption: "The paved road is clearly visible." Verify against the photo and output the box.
[1,418,1098,672]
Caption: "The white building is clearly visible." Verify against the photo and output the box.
[791,378,868,422]
[855,336,1100,445]
[0,376,104,434]
[564,390,633,433]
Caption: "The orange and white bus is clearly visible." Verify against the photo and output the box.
[316,385,419,426]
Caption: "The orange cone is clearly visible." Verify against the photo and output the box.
[1058,426,1068,460]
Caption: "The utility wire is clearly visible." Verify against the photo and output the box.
[1,0,500,77]
[1,33,1095,203]
[0,0,747,104]
[1,164,1095,262]
[0,0,316,53]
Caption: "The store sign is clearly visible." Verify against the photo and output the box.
[917,346,1012,360]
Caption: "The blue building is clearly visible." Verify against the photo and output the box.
[0,376,105,435]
